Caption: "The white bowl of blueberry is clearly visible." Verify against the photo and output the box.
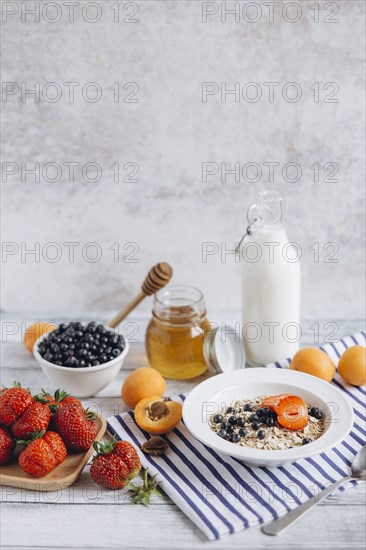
[33,322,129,398]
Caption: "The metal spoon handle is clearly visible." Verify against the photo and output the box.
[262,475,352,536]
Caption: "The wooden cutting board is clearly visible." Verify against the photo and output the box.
[0,414,106,492]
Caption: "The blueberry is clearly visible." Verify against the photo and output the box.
[85,334,94,344]
[58,323,68,332]
[78,348,88,357]
[78,359,86,368]
[109,335,119,345]
[96,324,105,334]
[226,407,235,414]
[73,322,83,331]
[218,429,227,438]
[270,411,277,420]
[226,425,234,434]
[65,350,74,357]
[244,403,253,412]
[44,353,54,362]
[213,414,223,424]
[99,354,107,364]
[236,417,245,427]
[256,408,264,417]
[257,430,266,440]
[60,343,68,351]
[75,331,84,339]
[64,337,73,344]
[111,348,121,357]
[238,428,247,437]
[101,337,109,345]
[249,413,259,423]
[262,407,270,416]
[251,421,260,430]
[38,344,46,354]
[265,417,275,427]
[105,346,112,355]
[302,438,312,445]
[91,360,100,366]
[228,416,237,425]
[229,433,241,443]
[220,422,228,429]
[87,322,97,332]
[314,411,324,420]
[66,356,78,368]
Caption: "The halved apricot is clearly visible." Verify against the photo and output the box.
[276,395,308,431]
[134,395,182,435]
[260,394,291,411]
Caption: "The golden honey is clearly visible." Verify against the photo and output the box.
[146,285,209,380]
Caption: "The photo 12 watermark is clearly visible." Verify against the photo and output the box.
[202,82,339,104]
[1,1,140,24]
[1,241,140,264]
[201,241,340,264]
[2,81,140,104]
[201,161,340,184]
[2,161,140,184]
[201,2,340,24]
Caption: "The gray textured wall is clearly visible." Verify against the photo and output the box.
[2,1,365,319]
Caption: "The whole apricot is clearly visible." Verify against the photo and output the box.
[24,322,57,353]
[121,367,166,407]
[290,347,336,382]
[338,346,366,386]
[134,395,182,435]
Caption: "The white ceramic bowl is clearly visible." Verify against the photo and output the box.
[33,328,129,398]
[182,368,354,467]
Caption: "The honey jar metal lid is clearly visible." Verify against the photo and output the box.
[203,325,246,375]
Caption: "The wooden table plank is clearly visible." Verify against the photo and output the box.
[1,501,365,549]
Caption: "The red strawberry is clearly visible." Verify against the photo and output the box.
[0,384,33,426]
[18,434,57,477]
[114,441,141,478]
[43,431,67,465]
[90,453,129,489]
[12,402,51,439]
[54,403,98,452]
[0,426,16,465]
[35,388,82,410]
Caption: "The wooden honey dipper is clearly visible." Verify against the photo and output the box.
[107,262,173,328]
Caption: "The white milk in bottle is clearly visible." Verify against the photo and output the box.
[240,191,301,366]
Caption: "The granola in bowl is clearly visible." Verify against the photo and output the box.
[209,395,325,450]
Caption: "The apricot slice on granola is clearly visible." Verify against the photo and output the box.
[276,395,308,431]
[134,395,182,435]
[260,394,291,411]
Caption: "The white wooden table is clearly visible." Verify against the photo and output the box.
[1,313,365,549]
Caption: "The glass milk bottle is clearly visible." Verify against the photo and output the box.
[240,191,301,366]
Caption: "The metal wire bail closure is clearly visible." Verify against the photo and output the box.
[235,204,261,254]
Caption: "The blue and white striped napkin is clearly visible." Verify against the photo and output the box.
[107,332,366,541]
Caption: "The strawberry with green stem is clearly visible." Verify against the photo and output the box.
[93,436,141,478]
[54,402,98,452]
[0,382,33,426]
[12,401,54,439]
[35,388,81,410]
[18,429,67,477]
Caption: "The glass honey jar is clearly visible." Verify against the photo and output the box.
[145,285,210,380]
